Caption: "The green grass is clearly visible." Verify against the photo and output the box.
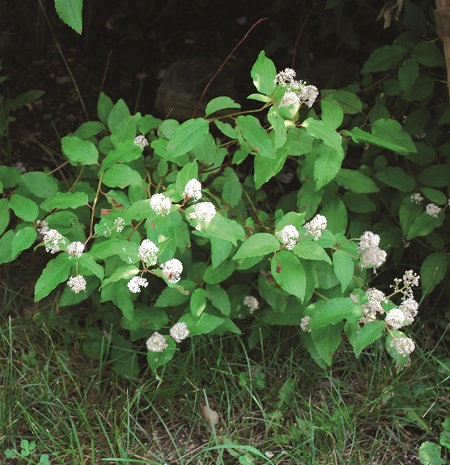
[1,272,450,465]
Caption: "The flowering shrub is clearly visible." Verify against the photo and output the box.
[0,49,434,378]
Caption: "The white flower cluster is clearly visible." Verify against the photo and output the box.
[243,296,259,313]
[183,179,202,202]
[358,231,387,272]
[390,336,415,356]
[138,239,159,267]
[134,135,149,149]
[304,214,327,240]
[170,322,190,343]
[67,275,87,293]
[67,241,84,259]
[359,288,387,323]
[300,315,311,333]
[190,202,216,223]
[161,259,183,284]
[127,276,149,293]
[410,193,423,204]
[274,68,319,109]
[113,217,125,232]
[43,229,65,254]
[36,219,49,234]
[426,203,441,218]
[279,225,299,250]
[150,193,171,216]
[146,332,168,352]
[146,322,190,353]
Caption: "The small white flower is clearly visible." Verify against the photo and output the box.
[170,322,190,343]
[358,231,387,272]
[43,229,64,254]
[390,336,415,356]
[134,135,149,149]
[275,68,297,85]
[146,332,168,352]
[183,179,202,202]
[299,84,319,108]
[67,275,87,293]
[280,91,300,108]
[138,239,159,267]
[402,270,420,288]
[190,202,216,223]
[161,259,183,284]
[410,193,423,204]
[385,308,406,330]
[113,217,125,232]
[360,287,387,322]
[279,225,299,250]
[426,203,441,218]
[300,315,311,332]
[67,241,84,259]
[127,276,149,293]
[36,219,49,234]
[243,296,259,313]
[304,214,327,240]
[150,193,171,216]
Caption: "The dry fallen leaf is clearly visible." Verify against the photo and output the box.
[199,402,219,427]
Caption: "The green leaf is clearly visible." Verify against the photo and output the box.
[0,199,10,235]
[311,322,343,366]
[267,106,287,149]
[314,142,344,190]
[6,90,44,111]
[54,0,83,33]
[190,288,207,317]
[303,118,344,157]
[21,172,58,198]
[254,144,288,189]
[191,212,245,246]
[62,135,98,166]
[251,50,276,95]
[97,92,114,125]
[147,338,176,372]
[375,166,415,192]
[0,166,22,189]
[420,188,447,206]
[12,226,37,258]
[102,165,142,188]
[110,114,140,146]
[333,90,362,115]
[321,195,347,234]
[155,283,192,307]
[332,250,354,292]
[211,237,232,269]
[107,99,131,133]
[74,121,106,139]
[122,306,168,333]
[204,259,236,284]
[78,254,104,280]
[334,169,379,193]
[214,120,237,139]
[351,119,416,155]
[271,251,306,301]
[233,233,280,261]
[418,165,450,188]
[350,321,386,358]
[309,298,363,329]
[293,241,331,264]
[41,191,88,211]
[206,284,231,316]
[406,212,444,240]
[9,194,39,222]
[179,312,225,336]
[361,44,407,73]
[166,118,209,159]
[35,253,73,301]
[418,442,445,465]
[343,192,376,213]
[176,161,198,198]
[100,140,142,172]
[205,96,241,116]
[111,334,139,380]
[90,239,139,263]
[222,167,243,207]
[321,93,344,129]
[421,253,448,296]
[398,58,419,96]
[412,42,445,68]
[102,265,139,287]
[236,115,275,159]
[123,199,153,222]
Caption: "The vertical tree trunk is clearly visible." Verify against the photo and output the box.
[435,0,450,98]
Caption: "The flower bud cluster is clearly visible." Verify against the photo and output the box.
[67,241,85,259]
[160,258,183,284]
[243,296,259,313]
[127,276,149,293]
[138,239,159,267]
[190,202,216,223]
[43,229,65,254]
[279,225,299,250]
[359,288,387,323]
[134,135,149,149]
[183,179,202,202]
[67,275,87,293]
[304,214,327,240]
[426,203,441,218]
[150,193,171,217]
